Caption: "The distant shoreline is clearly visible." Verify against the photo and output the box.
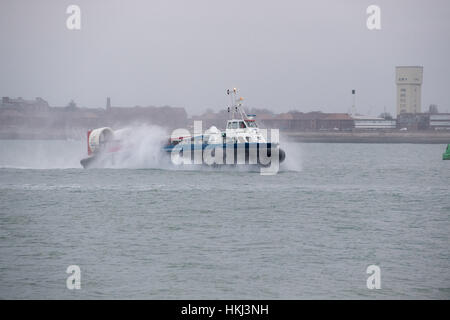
[1,131,450,144]
[285,131,450,143]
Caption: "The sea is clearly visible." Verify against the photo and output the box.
[0,139,449,299]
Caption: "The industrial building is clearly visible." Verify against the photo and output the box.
[396,113,430,130]
[352,115,397,130]
[259,112,354,131]
[395,113,450,131]
[429,113,450,130]
[396,66,423,115]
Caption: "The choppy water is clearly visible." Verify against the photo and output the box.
[0,140,449,299]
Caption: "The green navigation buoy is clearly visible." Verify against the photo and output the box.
[443,144,450,160]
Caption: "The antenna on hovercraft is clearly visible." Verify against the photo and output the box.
[226,88,238,119]
[226,88,248,120]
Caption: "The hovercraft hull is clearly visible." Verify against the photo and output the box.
[163,142,285,165]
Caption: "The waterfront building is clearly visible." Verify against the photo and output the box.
[396,66,423,115]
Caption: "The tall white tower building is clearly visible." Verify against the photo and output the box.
[396,66,423,114]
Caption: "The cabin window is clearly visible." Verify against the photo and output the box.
[231,122,238,129]
[239,121,246,128]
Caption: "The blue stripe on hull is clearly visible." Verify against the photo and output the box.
[163,142,278,152]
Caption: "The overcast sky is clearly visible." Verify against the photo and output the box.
[1,0,449,115]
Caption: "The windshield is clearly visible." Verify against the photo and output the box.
[245,121,257,128]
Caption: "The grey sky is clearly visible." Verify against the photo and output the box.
[1,0,449,116]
